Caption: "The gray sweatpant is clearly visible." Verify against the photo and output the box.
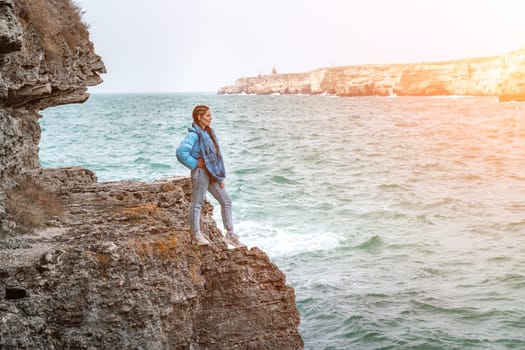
[189,167,233,235]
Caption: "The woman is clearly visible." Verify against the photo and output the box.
[176,105,244,248]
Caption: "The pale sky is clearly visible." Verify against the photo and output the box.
[75,0,525,93]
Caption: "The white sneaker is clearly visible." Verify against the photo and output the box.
[224,233,246,248]
[195,233,210,246]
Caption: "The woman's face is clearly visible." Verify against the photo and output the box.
[199,110,212,128]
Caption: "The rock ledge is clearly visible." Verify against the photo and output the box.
[1,170,303,349]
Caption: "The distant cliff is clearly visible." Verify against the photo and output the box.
[0,1,303,348]
[218,48,525,102]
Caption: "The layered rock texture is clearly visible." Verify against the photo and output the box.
[218,48,525,102]
[1,171,302,349]
[0,1,303,348]
[0,0,105,201]
[0,0,106,110]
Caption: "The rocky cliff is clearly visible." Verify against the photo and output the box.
[1,170,302,349]
[0,1,303,348]
[218,48,525,102]
[0,0,105,225]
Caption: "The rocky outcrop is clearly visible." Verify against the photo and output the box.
[0,0,105,229]
[218,48,525,102]
[0,1,303,348]
[0,0,106,110]
[1,170,303,349]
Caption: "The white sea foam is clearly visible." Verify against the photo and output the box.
[234,220,344,257]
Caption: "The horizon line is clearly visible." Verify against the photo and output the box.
[88,91,218,94]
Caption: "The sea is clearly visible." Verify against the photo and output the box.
[40,93,525,349]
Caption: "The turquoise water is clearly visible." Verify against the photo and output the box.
[40,94,525,349]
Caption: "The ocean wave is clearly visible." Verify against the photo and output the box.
[236,220,344,257]
[353,235,383,252]
[270,175,299,185]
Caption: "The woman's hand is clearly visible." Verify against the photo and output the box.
[220,181,225,188]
